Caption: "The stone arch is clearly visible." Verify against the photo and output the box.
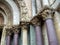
[0,0,20,25]
[5,0,20,25]
[0,11,7,25]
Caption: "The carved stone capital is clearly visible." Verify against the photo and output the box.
[41,9,55,20]
[20,22,29,30]
[6,28,12,36]
[31,17,41,26]
[12,26,19,34]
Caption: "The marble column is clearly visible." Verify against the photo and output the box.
[1,26,6,45]
[32,0,37,16]
[13,28,19,45]
[42,10,58,45]
[31,17,43,45]
[21,24,28,45]
[53,12,60,45]
[6,29,12,45]
[35,24,43,45]
[30,25,36,45]
[42,24,49,45]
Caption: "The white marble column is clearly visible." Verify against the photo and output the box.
[1,26,6,45]
[21,25,28,45]
[53,12,60,45]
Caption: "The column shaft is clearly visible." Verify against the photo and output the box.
[35,25,43,45]
[36,0,42,12]
[1,27,6,45]
[54,12,60,45]
[14,33,18,45]
[6,36,10,45]
[46,19,58,45]
[22,28,27,45]
[30,25,36,45]
[6,28,12,45]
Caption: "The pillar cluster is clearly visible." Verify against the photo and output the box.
[0,7,59,45]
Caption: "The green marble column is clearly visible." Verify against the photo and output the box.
[30,25,36,45]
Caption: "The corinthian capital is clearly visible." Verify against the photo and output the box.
[41,9,55,20]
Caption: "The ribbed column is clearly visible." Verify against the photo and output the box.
[1,26,6,45]
[42,10,58,45]
[21,23,28,45]
[30,25,36,45]
[31,17,43,45]
[6,28,12,45]
[13,27,19,45]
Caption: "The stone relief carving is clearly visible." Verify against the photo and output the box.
[18,0,30,22]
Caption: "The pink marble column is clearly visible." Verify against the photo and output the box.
[43,10,58,45]
[6,30,11,45]
[35,25,43,45]
[46,19,58,45]
[6,35,11,45]
[13,29,19,45]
